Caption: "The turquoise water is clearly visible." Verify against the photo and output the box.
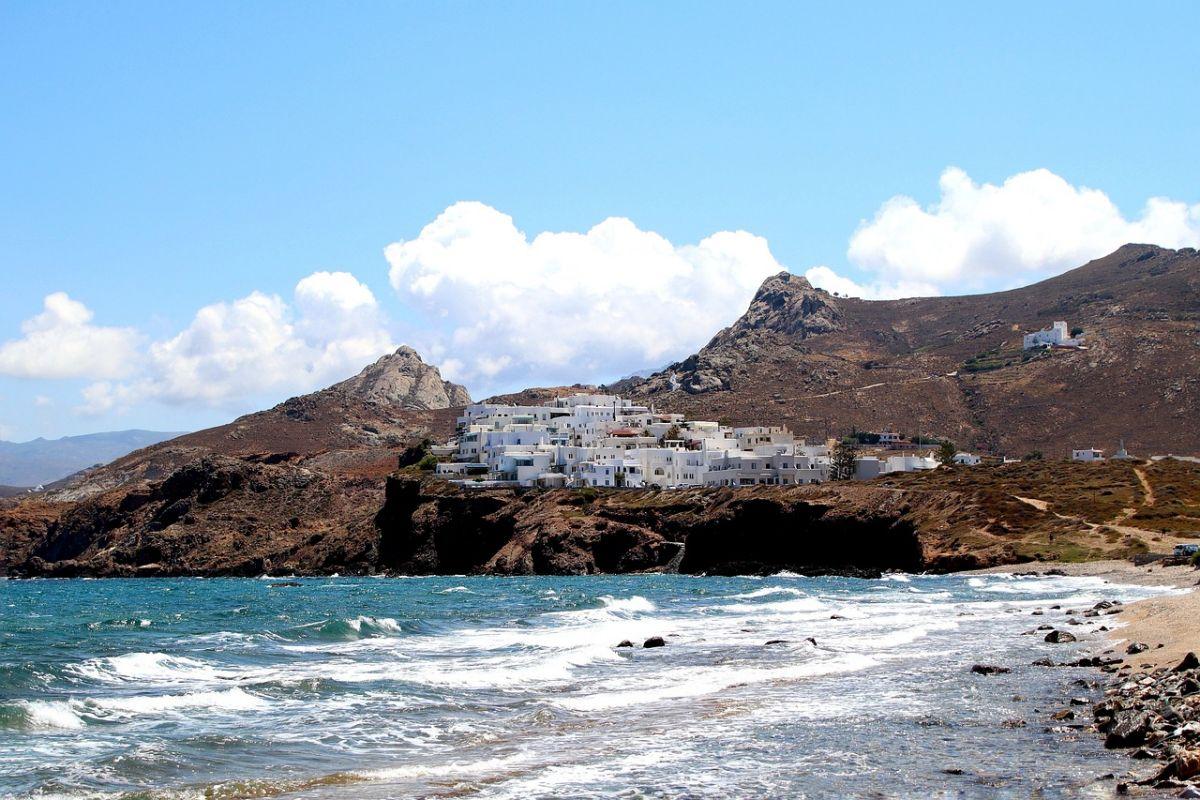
[0,573,1168,798]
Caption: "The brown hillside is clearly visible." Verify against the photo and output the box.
[616,244,1200,456]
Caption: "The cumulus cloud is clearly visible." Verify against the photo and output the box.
[0,293,141,380]
[811,167,1200,297]
[385,202,783,392]
[75,272,394,413]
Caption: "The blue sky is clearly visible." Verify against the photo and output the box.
[2,2,1199,442]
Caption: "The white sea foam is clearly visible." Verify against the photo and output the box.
[435,586,475,594]
[68,652,228,684]
[89,687,268,717]
[597,595,657,613]
[18,699,86,730]
[730,586,808,600]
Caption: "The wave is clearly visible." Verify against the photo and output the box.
[730,587,808,600]
[1,699,85,731]
[597,595,657,614]
[89,687,268,717]
[68,652,227,684]
[86,617,153,630]
[315,616,404,640]
[435,586,475,594]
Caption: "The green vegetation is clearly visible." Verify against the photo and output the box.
[416,453,439,471]
[1071,326,1084,337]
[936,440,957,466]
[1023,450,1044,461]
[831,440,858,481]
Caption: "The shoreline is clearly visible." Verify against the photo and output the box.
[970,559,1200,793]
[967,560,1200,671]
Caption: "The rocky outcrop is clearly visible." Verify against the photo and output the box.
[1094,654,1200,791]
[330,346,471,410]
[372,476,1019,577]
[719,271,843,340]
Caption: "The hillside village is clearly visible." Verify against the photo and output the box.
[433,391,971,489]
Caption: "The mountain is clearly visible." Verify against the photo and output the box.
[37,346,469,503]
[0,430,186,487]
[616,244,1200,456]
[3,246,1200,578]
[329,346,472,409]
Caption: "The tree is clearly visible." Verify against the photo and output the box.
[661,424,681,445]
[830,440,858,481]
[397,438,433,469]
[416,453,439,471]
[1070,326,1084,337]
[936,440,957,466]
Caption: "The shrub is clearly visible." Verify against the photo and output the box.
[416,453,439,471]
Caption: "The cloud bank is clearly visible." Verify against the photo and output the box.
[4,167,1199,424]
[805,167,1200,298]
[385,201,784,392]
[0,293,141,380]
[63,272,395,416]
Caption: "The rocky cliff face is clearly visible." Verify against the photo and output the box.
[5,459,1194,578]
[330,345,472,410]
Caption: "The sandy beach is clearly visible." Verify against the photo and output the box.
[970,560,1200,671]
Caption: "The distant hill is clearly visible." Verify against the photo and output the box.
[0,430,187,487]
[617,244,1200,457]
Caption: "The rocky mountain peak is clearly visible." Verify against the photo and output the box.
[330,346,472,410]
[730,271,843,338]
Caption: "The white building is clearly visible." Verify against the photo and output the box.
[1023,321,1083,350]
[1072,448,1105,462]
[952,452,982,466]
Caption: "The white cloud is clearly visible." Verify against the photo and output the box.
[34,395,53,407]
[814,167,1200,297]
[385,202,783,392]
[803,265,939,300]
[0,293,141,380]
[79,272,394,412]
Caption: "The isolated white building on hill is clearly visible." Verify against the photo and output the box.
[1023,321,1082,350]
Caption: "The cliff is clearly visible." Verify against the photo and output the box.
[6,459,1195,578]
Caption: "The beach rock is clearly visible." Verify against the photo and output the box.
[1045,569,1067,576]
[643,636,666,648]
[1032,657,1055,667]
[764,639,789,646]
[1045,630,1077,643]
[616,640,634,648]
[1106,711,1154,748]
[1128,643,1151,655]
[1176,653,1200,672]
[1177,787,1200,799]
[971,664,1011,675]
[1053,709,1076,721]
[1001,718,1027,728]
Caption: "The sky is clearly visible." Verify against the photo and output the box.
[2,1,1199,442]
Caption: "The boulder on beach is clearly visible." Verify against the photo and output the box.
[643,636,666,648]
[1045,630,1077,643]
[615,640,634,648]
[1175,652,1200,672]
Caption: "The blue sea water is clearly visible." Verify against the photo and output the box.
[0,573,1172,799]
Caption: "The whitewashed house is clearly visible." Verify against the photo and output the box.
[1072,448,1105,462]
[1023,321,1082,350]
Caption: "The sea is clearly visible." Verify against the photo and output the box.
[0,573,1175,799]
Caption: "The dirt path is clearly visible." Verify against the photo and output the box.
[1134,466,1156,506]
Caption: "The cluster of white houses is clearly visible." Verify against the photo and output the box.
[433,393,942,489]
